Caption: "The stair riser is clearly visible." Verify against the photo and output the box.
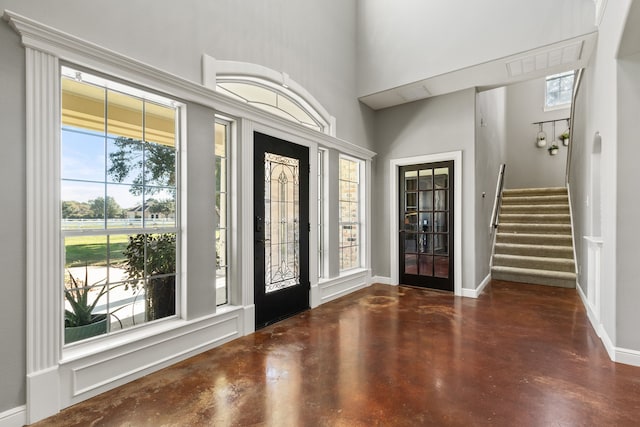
[499,215,571,224]
[500,205,570,214]
[503,188,567,197]
[492,270,575,288]
[493,256,575,272]
[496,234,573,246]
[498,224,571,235]
[502,196,568,205]
[495,245,574,259]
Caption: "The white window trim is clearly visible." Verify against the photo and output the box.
[4,9,375,423]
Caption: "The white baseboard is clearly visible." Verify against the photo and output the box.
[600,327,617,362]
[320,270,370,304]
[615,346,640,367]
[576,282,601,337]
[371,275,392,285]
[461,273,491,298]
[0,406,26,427]
[576,281,640,367]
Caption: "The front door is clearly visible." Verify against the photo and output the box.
[254,132,310,328]
[399,161,454,291]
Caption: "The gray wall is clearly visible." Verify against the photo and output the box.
[371,89,477,289]
[0,18,26,411]
[357,0,595,96]
[505,77,571,189]
[475,88,507,284]
[568,0,633,351]
[616,51,640,350]
[0,0,372,413]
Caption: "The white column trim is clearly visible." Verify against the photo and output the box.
[389,151,463,296]
[24,47,62,424]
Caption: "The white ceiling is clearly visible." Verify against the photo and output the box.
[359,32,598,110]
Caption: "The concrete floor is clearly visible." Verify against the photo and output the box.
[33,281,640,426]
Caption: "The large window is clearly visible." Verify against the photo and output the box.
[61,66,181,344]
[338,156,361,271]
[215,120,229,305]
[545,71,574,110]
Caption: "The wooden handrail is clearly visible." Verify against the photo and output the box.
[490,164,506,230]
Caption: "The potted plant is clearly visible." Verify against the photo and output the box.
[123,233,176,322]
[536,131,547,147]
[64,266,109,344]
[548,144,559,155]
[560,131,570,146]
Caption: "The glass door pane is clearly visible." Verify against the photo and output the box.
[264,152,300,293]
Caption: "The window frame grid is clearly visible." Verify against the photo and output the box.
[544,71,575,111]
[61,67,182,345]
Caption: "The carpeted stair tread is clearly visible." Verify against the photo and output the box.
[499,213,571,224]
[496,233,573,246]
[501,195,569,205]
[491,266,576,288]
[500,204,570,213]
[494,243,574,258]
[492,254,575,272]
[497,223,571,235]
[502,187,567,196]
[492,186,576,288]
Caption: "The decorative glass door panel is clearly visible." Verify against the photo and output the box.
[254,132,309,328]
[399,161,454,291]
[264,153,300,293]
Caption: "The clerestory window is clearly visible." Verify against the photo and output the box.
[61,66,182,344]
[545,71,574,110]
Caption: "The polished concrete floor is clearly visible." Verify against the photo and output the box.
[33,281,640,426]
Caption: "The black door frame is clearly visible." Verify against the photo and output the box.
[398,160,454,291]
[253,131,310,329]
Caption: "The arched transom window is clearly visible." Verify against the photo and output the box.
[205,57,335,136]
[217,77,327,133]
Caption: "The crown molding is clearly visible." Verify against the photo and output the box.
[3,10,374,160]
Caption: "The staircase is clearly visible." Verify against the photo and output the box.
[491,187,576,288]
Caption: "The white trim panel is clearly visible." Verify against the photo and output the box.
[23,46,62,424]
[59,308,243,407]
[389,151,463,296]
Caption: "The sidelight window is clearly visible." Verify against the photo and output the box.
[338,156,361,271]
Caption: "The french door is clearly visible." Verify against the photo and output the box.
[253,132,310,328]
[399,161,454,291]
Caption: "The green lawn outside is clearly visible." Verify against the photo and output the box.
[65,235,129,267]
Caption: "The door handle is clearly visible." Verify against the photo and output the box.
[256,239,271,244]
